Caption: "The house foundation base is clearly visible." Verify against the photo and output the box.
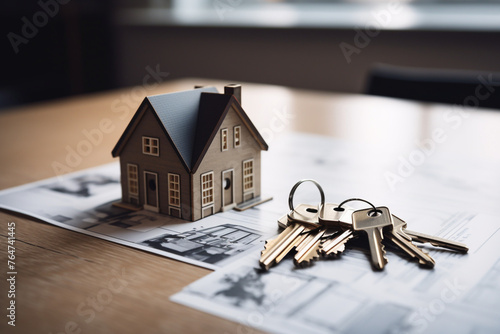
[112,201,143,212]
[221,203,237,212]
[234,195,273,211]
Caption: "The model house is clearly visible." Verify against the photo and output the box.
[112,84,268,221]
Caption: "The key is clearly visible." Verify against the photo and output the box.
[403,228,469,253]
[288,203,321,225]
[352,207,393,270]
[320,229,354,257]
[294,227,326,267]
[385,215,435,268]
[275,225,311,264]
[318,203,355,256]
[277,213,289,229]
[267,213,297,250]
[260,223,307,270]
[261,224,293,257]
[319,203,354,230]
[261,202,322,270]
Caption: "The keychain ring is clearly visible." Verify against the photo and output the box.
[336,198,378,214]
[288,179,325,211]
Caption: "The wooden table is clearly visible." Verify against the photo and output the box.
[1,78,499,334]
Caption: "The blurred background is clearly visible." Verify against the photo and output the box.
[2,0,500,109]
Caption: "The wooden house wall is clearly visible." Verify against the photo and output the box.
[118,106,192,220]
[192,104,262,221]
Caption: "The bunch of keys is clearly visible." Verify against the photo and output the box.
[260,179,469,271]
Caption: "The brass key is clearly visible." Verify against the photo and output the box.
[277,213,288,229]
[261,180,469,271]
[275,224,312,264]
[352,207,393,270]
[261,197,322,270]
[385,215,435,268]
[318,202,355,257]
[260,223,306,270]
[319,202,354,230]
[288,203,321,225]
[294,227,326,267]
[288,200,324,267]
[287,178,325,226]
[404,229,469,253]
[320,229,354,257]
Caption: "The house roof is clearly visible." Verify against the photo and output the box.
[112,86,268,173]
[148,87,218,169]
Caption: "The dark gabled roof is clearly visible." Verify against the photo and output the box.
[112,86,268,174]
[147,87,218,168]
[190,93,268,172]
[190,93,232,171]
[112,87,218,170]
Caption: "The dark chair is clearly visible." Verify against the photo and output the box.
[365,64,500,109]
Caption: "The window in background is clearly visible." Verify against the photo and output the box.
[116,0,500,32]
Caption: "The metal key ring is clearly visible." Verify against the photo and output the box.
[288,179,325,211]
[336,198,379,216]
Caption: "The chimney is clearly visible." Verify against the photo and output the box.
[224,84,242,104]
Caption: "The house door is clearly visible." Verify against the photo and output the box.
[222,169,234,209]
[144,171,159,212]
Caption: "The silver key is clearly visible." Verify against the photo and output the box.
[352,207,392,270]
[404,228,469,253]
[319,203,354,230]
[385,215,435,268]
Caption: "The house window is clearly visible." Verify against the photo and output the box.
[127,164,139,196]
[221,128,228,151]
[201,172,214,206]
[243,159,254,191]
[168,173,180,207]
[234,126,241,147]
[142,136,159,156]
